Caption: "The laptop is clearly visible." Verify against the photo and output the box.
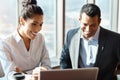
[0,61,5,77]
[40,67,99,80]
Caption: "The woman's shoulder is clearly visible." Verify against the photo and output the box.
[1,31,20,48]
[3,31,18,42]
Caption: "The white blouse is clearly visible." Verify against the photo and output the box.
[0,31,51,80]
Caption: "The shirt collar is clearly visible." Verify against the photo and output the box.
[13,31,23,43]
[91,26,100,41]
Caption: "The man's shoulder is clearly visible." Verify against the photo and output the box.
[67,27,80,35]
[100,27,120,39]
[65,27,80,43]
[101,27,120,35]
[68,27,80,32]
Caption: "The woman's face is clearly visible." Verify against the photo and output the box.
[19,14,43,40]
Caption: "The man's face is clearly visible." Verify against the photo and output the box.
[79,13,101,39]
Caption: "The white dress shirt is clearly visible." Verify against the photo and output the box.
[80,27,100,67]
[0,31,51,80]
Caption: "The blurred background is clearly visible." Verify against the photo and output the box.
[0,0,120,67]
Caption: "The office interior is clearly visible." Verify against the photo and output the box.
[0,0,120,69]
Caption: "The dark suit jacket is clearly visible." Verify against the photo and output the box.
[60,27,120,80]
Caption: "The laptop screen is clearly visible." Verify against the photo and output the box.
[40,67,99,80]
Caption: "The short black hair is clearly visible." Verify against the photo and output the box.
[80,3,101,18]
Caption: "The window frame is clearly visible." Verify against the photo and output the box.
[119,0,120,33]
[110,0,119,32]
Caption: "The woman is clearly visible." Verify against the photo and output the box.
[0,0,51,80]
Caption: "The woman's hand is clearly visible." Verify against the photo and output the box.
[32,67,47,80]
[39,67,47,71]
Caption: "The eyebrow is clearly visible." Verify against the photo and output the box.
[33,21,39,23]
[33,21,43,24]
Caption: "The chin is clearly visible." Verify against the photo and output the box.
[30,36,35,40]
[30,34,37,40]
[84,35,91,39]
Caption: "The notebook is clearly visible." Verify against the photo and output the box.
[40,67,99,80]
[0,61,5,77]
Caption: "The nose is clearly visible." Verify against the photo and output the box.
[35,26,42,32]
[85,26,91,31]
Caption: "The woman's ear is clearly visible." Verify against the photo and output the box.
[19,17,25,26]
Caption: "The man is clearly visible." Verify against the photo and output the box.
[60,3,120,80]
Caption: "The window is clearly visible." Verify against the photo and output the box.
[37,0,57,58]
[96,0,111,30]
[96,0,119,32]
[65,0,120,35]
[65,0,86,34]
[37,0,59,67]
[119,1,120,33]
[0,1,17,38]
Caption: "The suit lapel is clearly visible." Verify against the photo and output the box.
[69,27,107,68]
[69,29,81,69]
[94,27,106,66]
